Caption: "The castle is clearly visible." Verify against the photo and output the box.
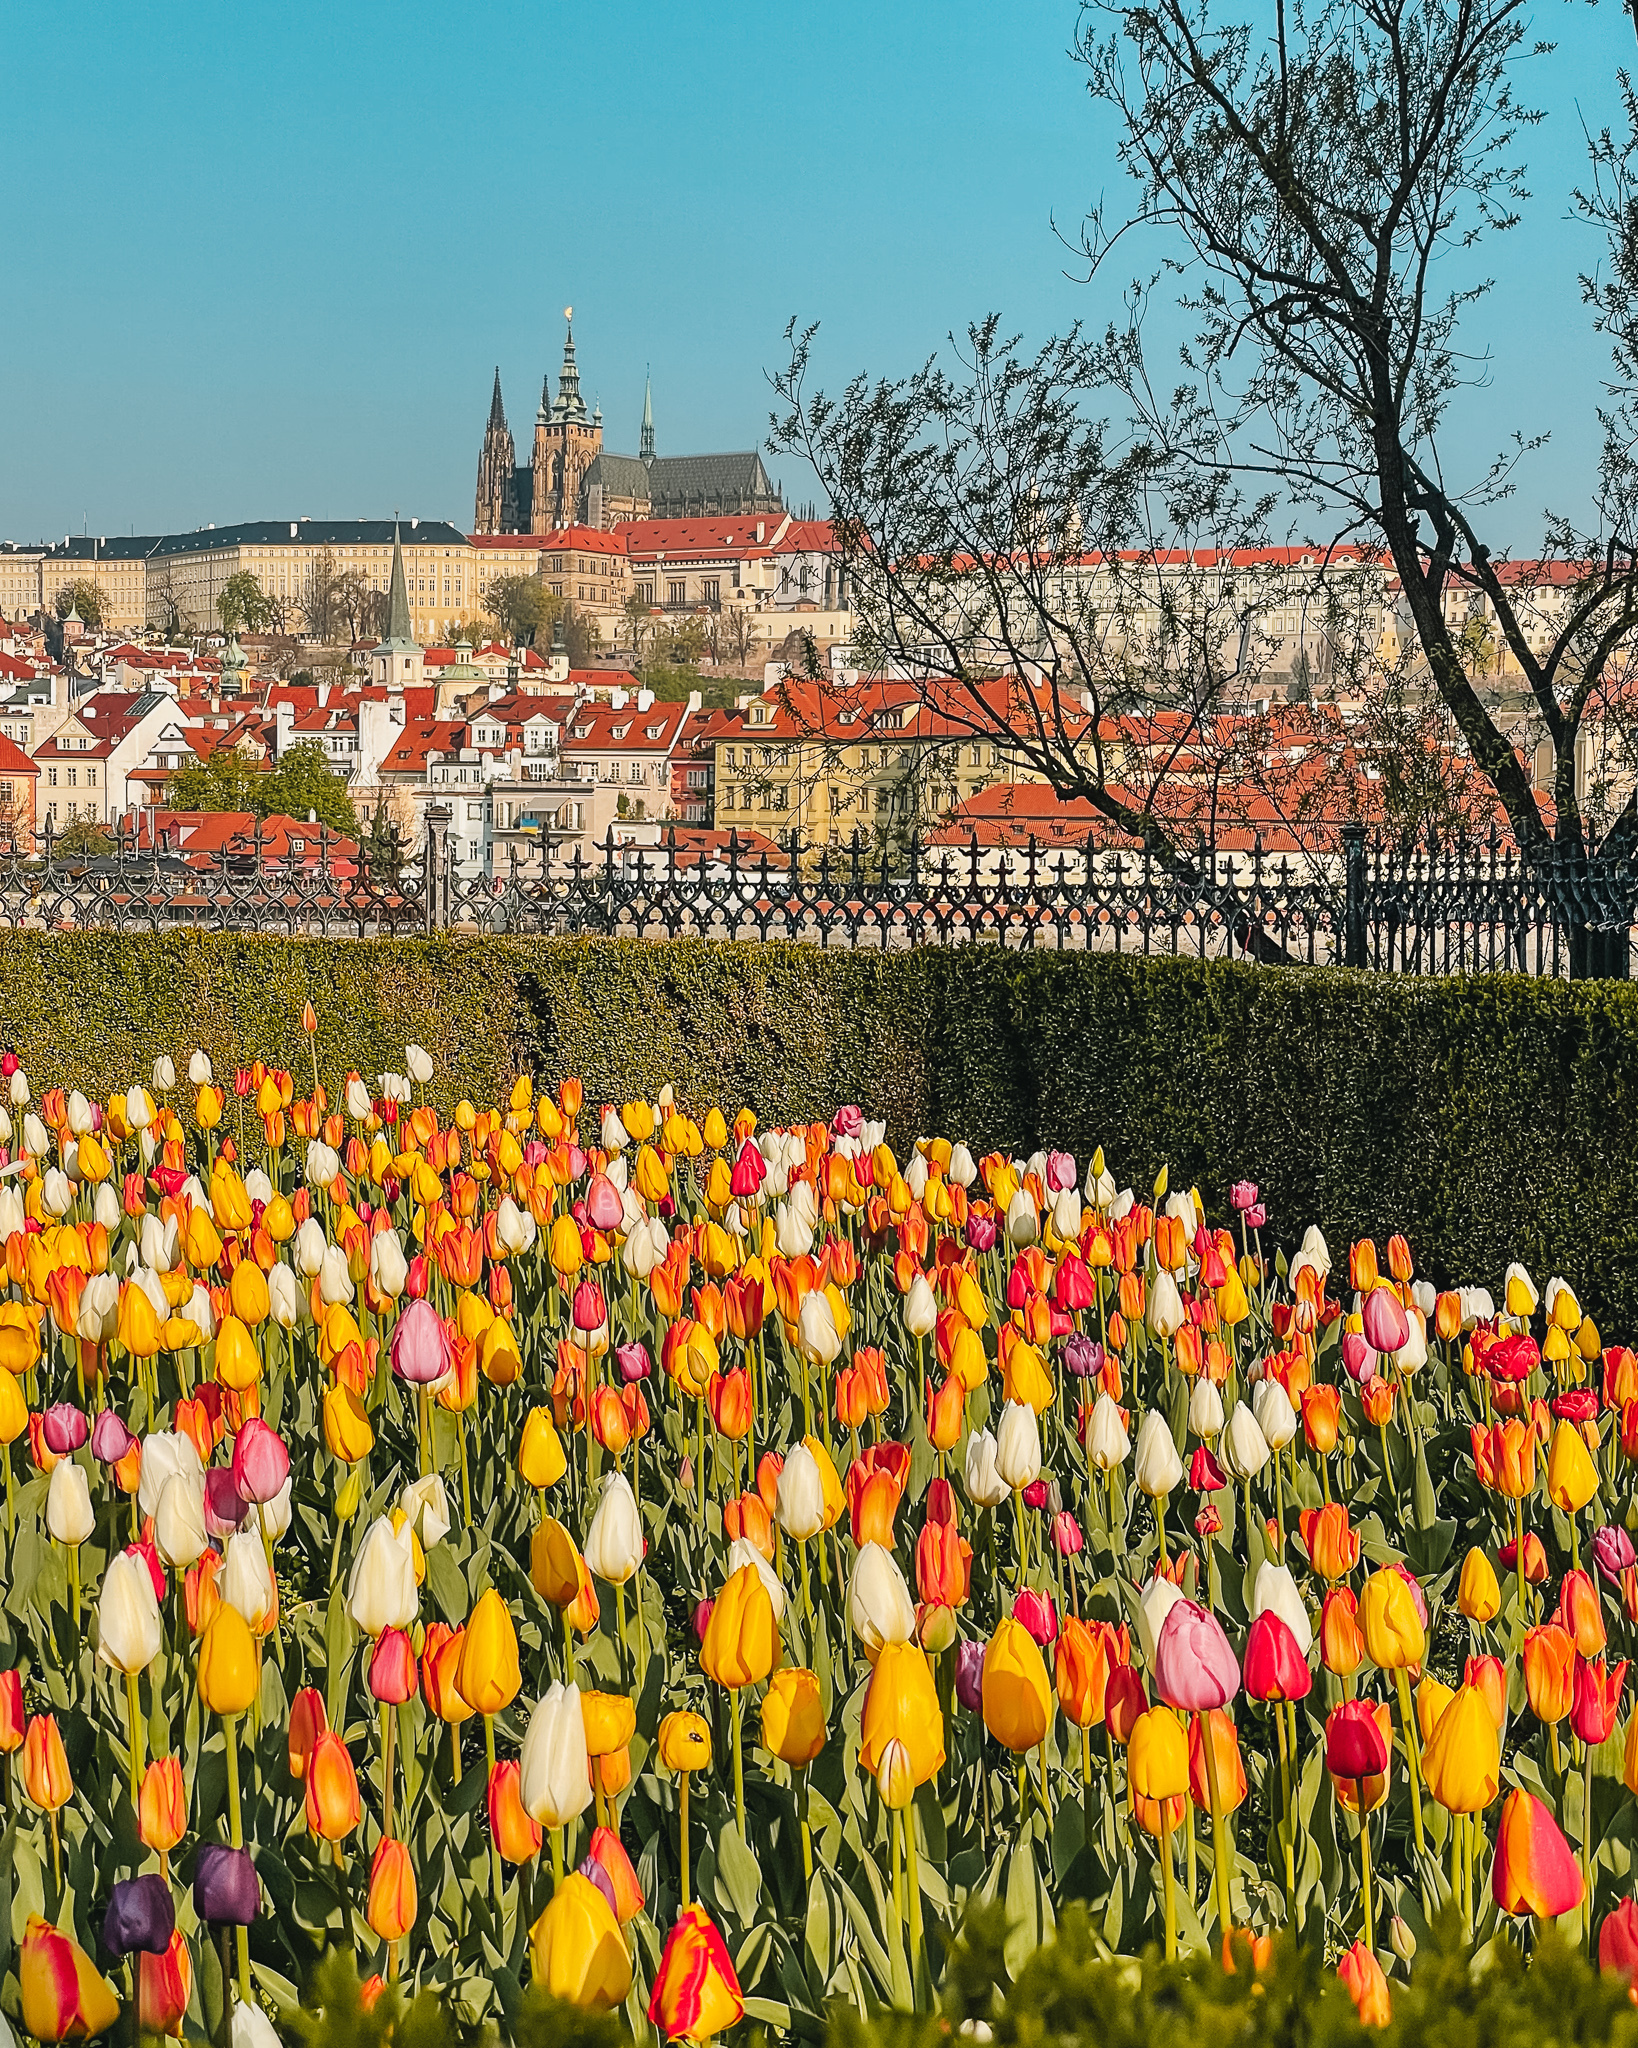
[473,313,785,535]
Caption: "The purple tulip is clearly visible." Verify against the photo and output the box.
[578,1854,619,1917]
[1063,1333,1103,1379]
[954,1638,986,1714]
[1594,1524,1638,1586]
[1153,1597,1241,1712]
[1045,1150,1076,1192]
[231,1418,290,1505]
[1230,1181,1259,1212]
[194,1844,260,1926]
[90,1410,136,1466]
[965,1210,998,1254]
[103,1875,175,1957]
[585,1173,624,1232]
[615,1341,652,1385]
[204,1468,250,1538]
[831,1105,863,1139]
[42,1404,88,1455]
[390,1298,450,1386]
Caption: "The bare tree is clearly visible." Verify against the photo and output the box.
[1072,0,1638,969]
[300,548,344,644]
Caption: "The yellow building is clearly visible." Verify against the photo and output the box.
[3,537,156,634]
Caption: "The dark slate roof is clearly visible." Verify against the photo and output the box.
[584,452,651,500]
[38,536,165,561]
[149,519,467,558]
[644,453,781,513]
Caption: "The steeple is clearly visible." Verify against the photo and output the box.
[551,307,586,422]
[640,371,655,462]
[487,366,506,428]
[381,522,417,650]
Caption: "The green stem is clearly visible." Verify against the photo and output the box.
[1200,1712,1234,1934]
[484,1714,502,1913]
[223,1716,251,2000]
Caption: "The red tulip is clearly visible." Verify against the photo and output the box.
[1242,1610,1312,1702]
[1492,1787,1584,1917]
[1572,1657,1627,1745]
[1325,1698,1389,1780]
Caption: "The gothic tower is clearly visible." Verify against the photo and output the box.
[473,368,518,534]
[640,372,655,462]
[530,310,604,531]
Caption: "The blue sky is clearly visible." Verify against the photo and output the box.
[0,0,1622,544]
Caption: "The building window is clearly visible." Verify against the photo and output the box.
[636,582,653,604]
[87,766,97,785]
[668,581,686,606]
[702,579,720,604]
[47,768,57,788]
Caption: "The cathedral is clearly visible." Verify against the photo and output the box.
[473,315,785,535]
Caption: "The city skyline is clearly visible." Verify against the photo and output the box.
[0,0,1621,547]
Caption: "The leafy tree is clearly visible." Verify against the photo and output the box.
[47,817,114,860]
[216,571,272,637]
[167,747,264,814]
[52,580,103,629]
[483,573,561,646]
[261,739,359,836]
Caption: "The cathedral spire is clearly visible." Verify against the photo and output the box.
[488,365,506,428]
[640,371,655,462]
[551,307,586,422]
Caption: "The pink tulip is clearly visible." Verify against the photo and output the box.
[1361,1286,1410,1355]
[90,1410,135,1465]
[1046,1150,1077,1192]
[585,1174,624,1232]
[204,1469,249,1536]
[1153,1597,1241,1712]
[390,1298,450,1385]
[1341,1329,1375,1384]
[231,1419,290,1505]
[1230,1182,1259,1212]
[572,1279,607,1333]
[1012,1589,1058,1646]
[42,1404,87,1454]
[1594,1524,1637,1586]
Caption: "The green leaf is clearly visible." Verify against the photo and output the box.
[716,1819,764,1926]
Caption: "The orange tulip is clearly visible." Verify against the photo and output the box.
[1300,1383,1341,1455]
[304,1731,362,1840]
[367,1837,418,1942]
[488,1758,544,1863]
[1472,1418,1535,1497]
[707,1366,753,1442]
[1337,1942,1391,2027]
[1492,1787,1584,1917]
[139,1755,187,1854]
[21,1915,121,2043]
[1522,1624,1576,1724]
[139,1929,192,2038]
[1320,1587,1366,1678]
[648,1905,744,2042]
[1299,1502,1360,1581]
[1188,1707,1247,1814]
[288,1687,328,1783]
[22,1714,72,1811]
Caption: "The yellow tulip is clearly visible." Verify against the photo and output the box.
[1547,1421,1599,1514]
[229,1260,269,1326]
[700,1563,777,1689]
[323,1383,374,1463]
[528,1873,632,2012]
[214,1316,260,1393]
[1128,1707,1189,1801]
[981,1617,1053,1753]
[457,1590,522,1716]
[858,1642,943,1785]
[518,1408,567,1489]
[1359,1567,1426,1670]
[1420,1684,1500,1814]
[198,1605,259,1717]
[1457,1547,1501,1625]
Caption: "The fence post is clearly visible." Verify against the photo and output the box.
[424,804,452,933]
[1342,823,1366,969]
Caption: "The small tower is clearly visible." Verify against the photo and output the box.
[370,523,423,694]
[531,307,604,532]
[640,372,655,463]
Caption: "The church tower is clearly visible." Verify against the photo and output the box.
[530,310,604,531]
[640,373,655,462]
[473,368,518,534]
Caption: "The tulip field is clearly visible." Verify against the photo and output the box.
[5,1034,1638,2043]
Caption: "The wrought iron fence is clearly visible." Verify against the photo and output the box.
[3,810,1635,975]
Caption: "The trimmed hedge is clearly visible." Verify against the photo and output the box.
[3,932,1636,1327]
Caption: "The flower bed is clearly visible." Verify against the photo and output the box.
[1,1034,1637,2042]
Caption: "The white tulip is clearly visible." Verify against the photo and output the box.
[1397,1307,1429,1373]
[1133,1410,1183,1497]
[519,1682,593,1828]
[904,1153,929,1202]
[399,1473,450,1549]
[1252,1560,1314,1656]
[623,1215,668,1279]
[995,1401,1042,1491]
[495,1198,532,1255]
[136,1429,204,1519]
[1188,1377,1225,1438]
[1459,1285,1495,1329]
[1251,1379,1298,1451]
[97,1549,163,1674]
[154,1472,210,1566]
[346,1076,372,1121]
[1086,1392,1130,1473]
[127,1087,155,1132]
[1110,1187,1135,1221]
[9,1068,29,1107]
[1411,1279,1437,1318]
[0,1188,22,1241]
[1147,1269,1185,1339]
[67,1091,93,1136]
[948,1143,977,1188]
[267,1264,303,1329]
[776,1195,814,1259]
[233,2002,281,2048]
[318,1244,353,1307]
[584,1473,644,1585]
[774,1443,828,1541]
[46,1461,94,1545]
[963,1429,1008,1508]
[188,1051,213,1085]
[41,1168,71,1217]
[152,1056,177,1092]
[1051,1187,1081,1241]
[78,1272,119,1343]
[405,1045,434,1085]
[184,1284,215,1343]
[902,1273,937,1339]
[1221,1402,1271,1480]
[93,1182,119,1232]
[346,1515,418,1634]
[294,1218,327,1277]
[849,1542,916,1655]
[371,1229,408,1298]
[222,1529,276,1629]
[798,1289,841,1366]
[1005,1187,1039,1247]
[305,1141,339,1189]
[22,1113,48,1158]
